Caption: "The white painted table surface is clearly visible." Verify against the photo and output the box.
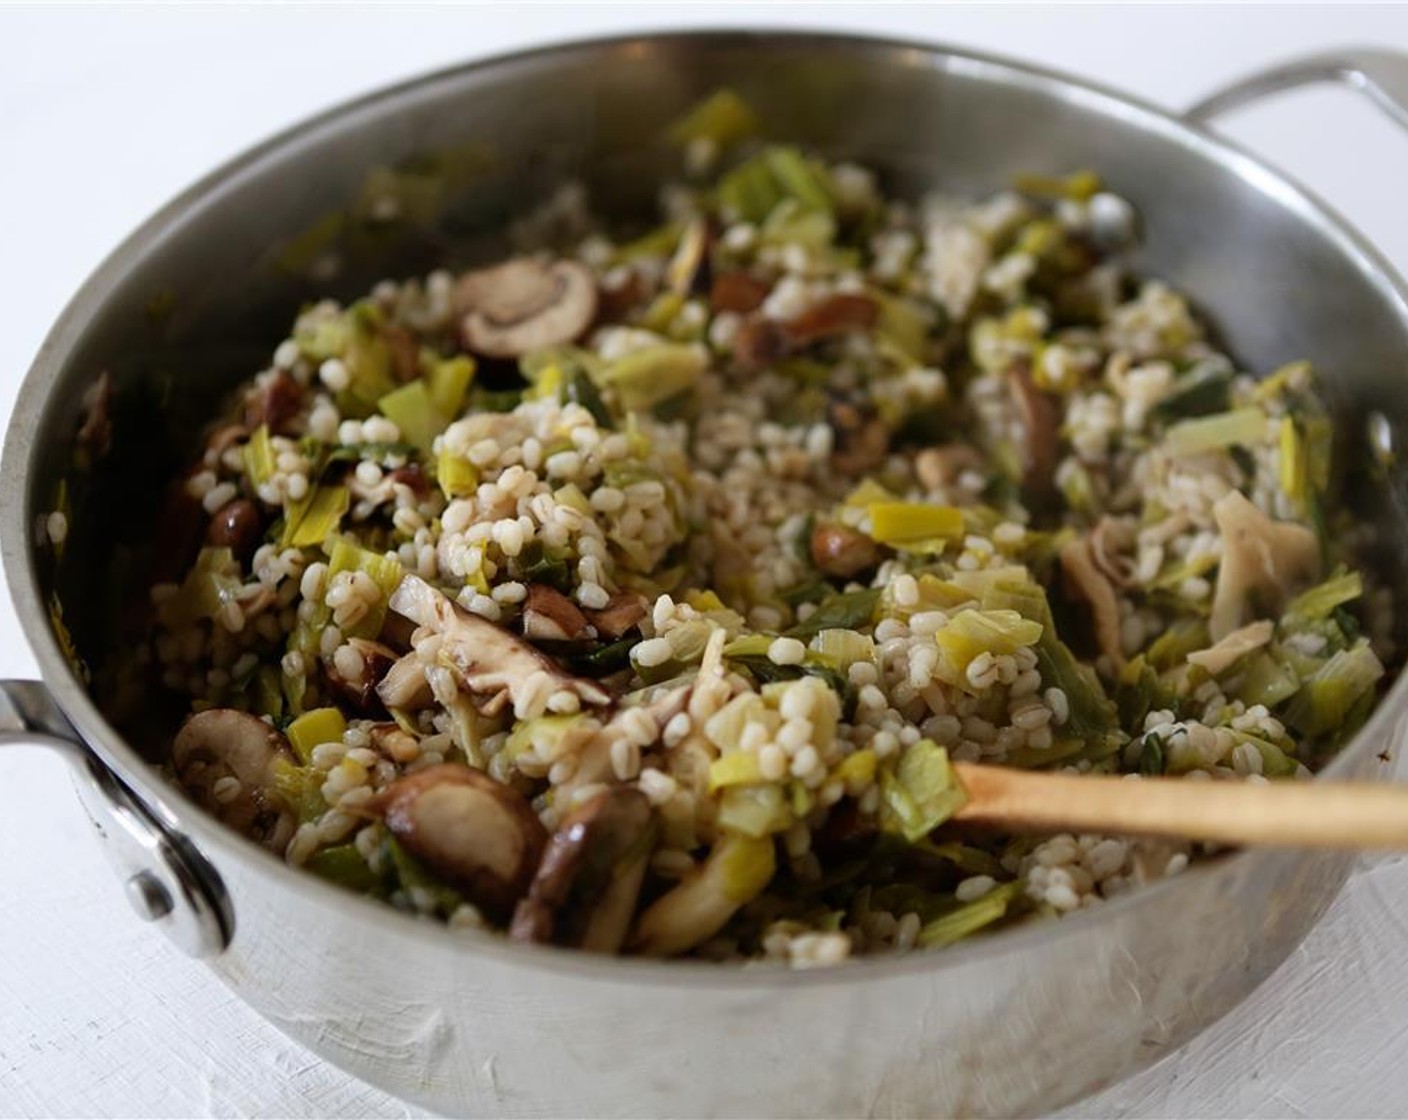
[4,4,1408,1117]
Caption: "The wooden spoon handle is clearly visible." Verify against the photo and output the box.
[952,762,1408,849]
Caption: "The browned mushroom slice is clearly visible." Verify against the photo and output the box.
[386,575,611,715]
[1089,516,1136,588]
[376,764,547,922]
[586,593,648,641]
[785,293,879,345]
[375,651,435,710]
[709,270,770,315]
[243,369,302,434]
[666,216,712,297]
[732,316,790,370]
[455,258,598,359]
[1009,365,1061,502]
[827,398,890,476]
[522,584,592,643]
[810,522,880,579]
[326,637,399,712]
[172,709,297,852]
[510,787,655,952]
[382,321,421,382]
[205,498,263,563]
[1209,490,1322,641]
[1060,537,1125,667]
[914,443,987,491]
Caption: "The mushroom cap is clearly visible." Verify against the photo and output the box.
[171,708,296,851]
[378,763,547,921]
[522,583,592,644]
[810,521,880,579]
[510,787,655,952]
[1060,536,1125,667]
[456,258,598,359]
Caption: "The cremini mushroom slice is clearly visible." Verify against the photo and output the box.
[914,443,986,491]
[456,257,598,359]
[1009,365,1061,502]
[1210,490,1322,641]
[810,522,880,579]
[586,592,648,641]
[375,651,435,710]
[386,574,611,716]
[1089,516,1136,588]
[376,763,547,921]
[1060,536,1125,666]
[327,637,399,712]
[243,369,302,434]
[827,397,890,476]
[785,293,879,345]
[522,583,593,643]
[631,832,776,957]
[172,709,297,851]
[709,270,770,315]
[510,787,655,952]
[1187,619,1275,677]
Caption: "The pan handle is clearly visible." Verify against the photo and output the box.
[0,680,231,957]
[1186,48,1408,131]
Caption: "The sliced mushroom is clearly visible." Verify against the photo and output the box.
[785,293,879,345]
[810,522,880,579]
[1060,536,1125,667]
[827,398,890,476]
[666,216,712,297]
[1089,516,1136,589]
[709,270,770,315]
[1009,365,1061,502]
[375,651,435,710]
[382,321,421,382]
[631,832,776,957]
[510,787,655,952]
[1210,490,1322,641]
[368,721,422,764]
[914,444,986,491]
[522,583,593,643]
[1187,619,1275,677]
[243,370,302,434]
[375,763,547,922]
[732,316,790,370]
[206,498,263,563]
[586,593,648,641]
[387,463,431,497]
[387,575,611,716]
[172,709,296,852]
[75,370,114,462]
[456,258,598,359]
[326,637,399,712]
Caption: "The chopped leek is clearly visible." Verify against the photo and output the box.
[1283,641,1384,738]
[785,588,881,640]
[306,843,380,893]
[934,609,1044,676]
[717,784,794,838]
[436,449,479,499]
[708,752,766,791]
[325,536,403,638]
[867,502,964,546]
[282,484,349,549]
[378,379,446,453]
[286,707,348,764]
[243,424,276,486]
[423,353,475,419]
[810,629,875,671]
[1286,569,1362,621]
[594,344,706,412]
[1164,408,1268,457]
[918,882,1023,948]
[878,739,968,843]
[666,88,760,152]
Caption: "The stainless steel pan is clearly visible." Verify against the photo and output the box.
[6,32,1408,1118]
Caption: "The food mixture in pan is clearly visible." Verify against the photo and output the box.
[142,92,1392,965]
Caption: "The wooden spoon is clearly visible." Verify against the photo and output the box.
[952,762,1408,849]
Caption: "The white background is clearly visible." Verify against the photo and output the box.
[4,4,1408,1117]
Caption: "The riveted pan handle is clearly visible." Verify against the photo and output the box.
[1,679,232,957]
[1186,48,1408,131]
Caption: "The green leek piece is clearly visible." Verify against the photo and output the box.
[915,840,1007,879]
[1164,407,1268,457]
[436,449,479,500]
[594,344,706,412]
[872,291,930,365]
[1286,569,1362,620]
[918,881,1024,948]
[759,204,836,253]
[718,156,783,224]
[611,222,683,266]
[1145,618,1210,670]
[867,502,964,546]
[1235,651,1301,709]
[286,707,348,764]
[1014,170,1102,201]
[1283,641,1384,738]
[282,484,349,549]
[1227,731,1299,779]
[717,783,794,838]
[324,536,403,638]
[763,147,835,214]
[339,302,398,418]
[502,713,588,766]
[157,547,241,629]
[305,843,380,893]
[811,629,876,671]
[934,609,1044,676]
[254,665,284,720]
[378,379,447,453]
[708,752,766,791]
[243,424,276,487]
[833,748,877,790]
[785,588,881,641]
[424,353,475,419]
[666,88,760,152]
[270,757,327,824]
[385,835,462,914]
[878,739,968,843]
[1151,362,1233,423]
